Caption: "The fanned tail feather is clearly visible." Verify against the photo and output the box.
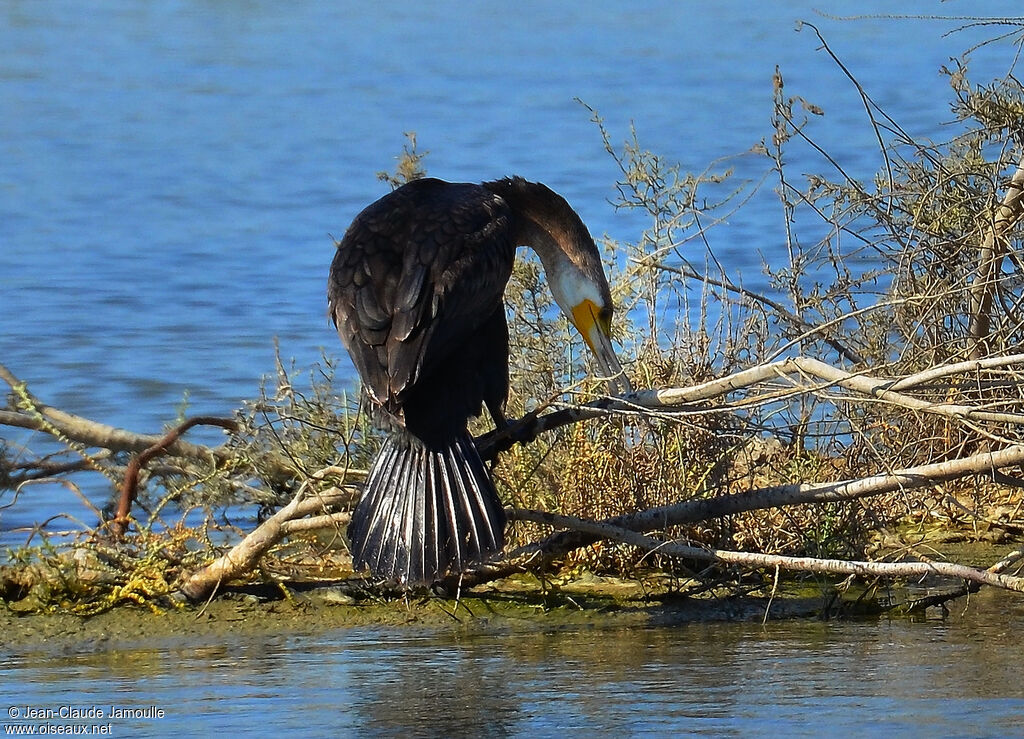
[348,430,506,584]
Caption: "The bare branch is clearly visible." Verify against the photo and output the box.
[1,362,230,462]
[890,352,1024,390]
[452,443,1024,590]
[1,361,304,488]
[479,354,1024,459]
[110,416,239,537]
[650,262,866,364]
[512,508,1024,593]
[177,478,357,602]
[967,154,1024,358]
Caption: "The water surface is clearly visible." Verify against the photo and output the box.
[4,589,1023,737]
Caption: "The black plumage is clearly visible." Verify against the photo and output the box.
[328,176,624,584]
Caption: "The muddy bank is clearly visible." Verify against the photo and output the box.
[3,536,1020,655]
[1,575,842,655]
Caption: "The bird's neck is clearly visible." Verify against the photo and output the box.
[517,217,604,321]
[517,215,570,274]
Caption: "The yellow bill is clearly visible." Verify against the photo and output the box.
[571,299,632,395]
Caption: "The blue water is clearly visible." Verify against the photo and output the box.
[4,588,1024,737]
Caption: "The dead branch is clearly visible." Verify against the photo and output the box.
[967,154,1024,359]
[8,349,1024,602]
[651,262,867,364]
[279,511,351,535]
[1,451,114,486]
[110,416,239,537]
[511,509,1024,593]
[625,355,1024,424]
[177,478,356,602]
[450,442,1024,590]
[479,354,1024,460]
[1,362,230,462]
[566,442,1024,546]
[893,548,1024,613]
[890,352,1024,391]
[1,361,304,489]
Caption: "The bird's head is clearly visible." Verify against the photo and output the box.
[546,255,632,395]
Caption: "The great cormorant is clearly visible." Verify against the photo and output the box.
[328,176,628,584]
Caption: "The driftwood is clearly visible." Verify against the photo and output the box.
[178,440,1024,601]
[444,442,1024,592]
[510,510,1024,593]
[479,353,1024,460]
[0,363,229,463]
[6,349,1024,603]
[0,362,300,492]
[164,353,1024,601]
[967,155,1024,359]
[178,476,355,602]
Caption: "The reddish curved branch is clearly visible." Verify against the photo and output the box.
[111,416,238,537]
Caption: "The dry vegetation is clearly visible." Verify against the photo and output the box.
[4,20,1024,617]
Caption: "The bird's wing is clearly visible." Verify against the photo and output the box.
[328,179,516,416]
